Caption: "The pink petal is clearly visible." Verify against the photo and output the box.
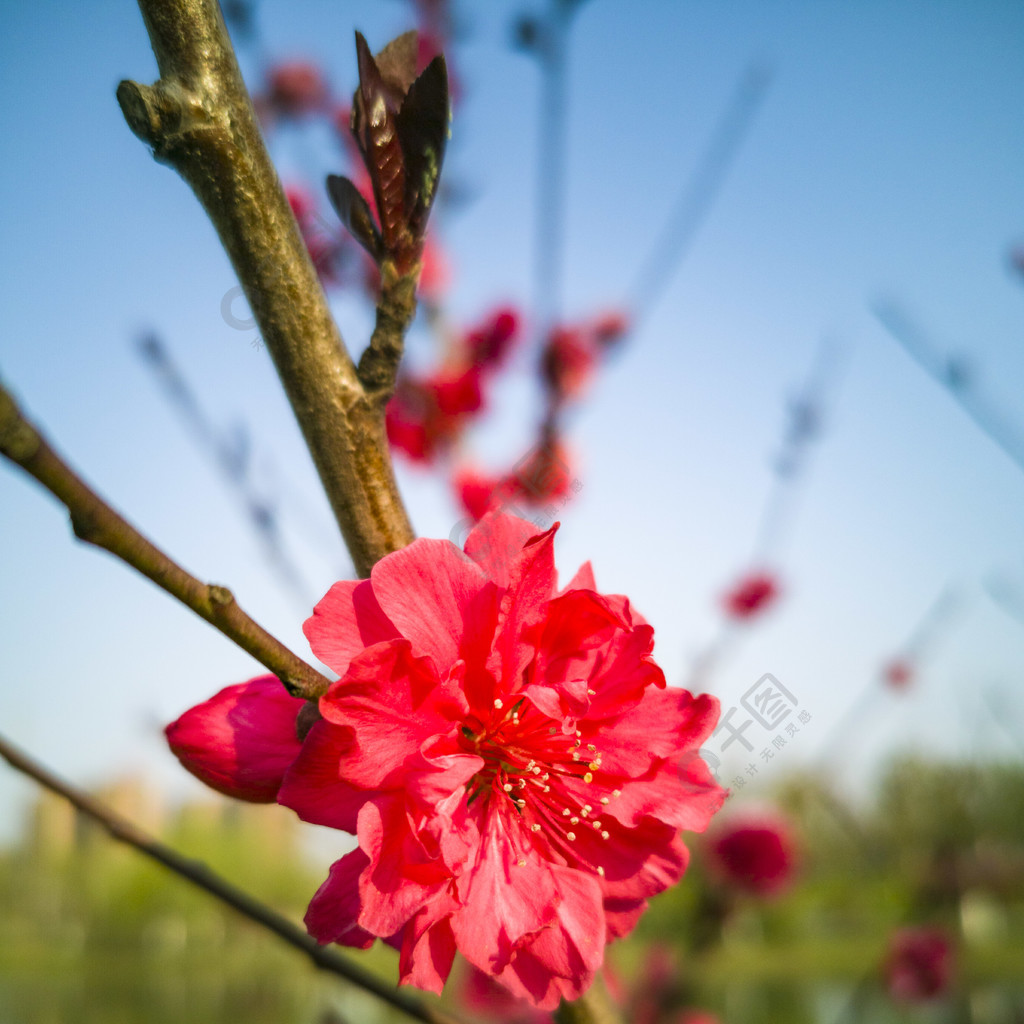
[303,579,400,677]
[452,809,560,975]
[318,639,465,790]
[398,897,459,995]
[582,688,719,779]
[357,796,452,937]
[559,560,596,594]
[276,718,367,832]
[464,510,546,585]
[488,524,559,691]
[165,675,304,802]
[305,848,376,948]
[370,537,495,672]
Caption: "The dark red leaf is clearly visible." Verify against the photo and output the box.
[372,31,418,96]
[325,174,383,262]
[351,32,407,254]
[396,54,449,244]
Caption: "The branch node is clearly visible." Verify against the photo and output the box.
[207,584,235,607]
[117,79,185,149]
[0,384,40,462]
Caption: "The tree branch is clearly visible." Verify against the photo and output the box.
[0,732,469,1024]
[358,261,419,403]
[117,0,415,576]
[555,974,622,1024]
[0,377,330,700]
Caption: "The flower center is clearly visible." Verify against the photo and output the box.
[458,695,622,877]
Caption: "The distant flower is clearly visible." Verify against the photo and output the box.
[454,467,510,521]
[591,311,630,347]
[264,61,329,119]
[706,811,796,897]
[385,369,483,464]
[285,185,347,287]
[540,312,628,407]
[454,439,574,522]
[167,513,725,1007]
[384,308,520,465]
[885,927,955,1002]
[467,307,520,369]
[541,327,596,405]
[722,572,780,620]
[674,1012,721,1024]
[882,658,914,691]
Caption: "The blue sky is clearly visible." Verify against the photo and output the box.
[2,0,1023,839]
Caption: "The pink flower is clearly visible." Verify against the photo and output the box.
[885,927,955,1003]
[721,571,780,620]
[167,513,725,1007]
[706,811,797,897]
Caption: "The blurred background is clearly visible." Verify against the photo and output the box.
[1,1,1023,1021]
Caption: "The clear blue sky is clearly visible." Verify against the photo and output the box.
[2,0,1024,839]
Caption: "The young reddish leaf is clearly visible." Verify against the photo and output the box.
[351,32,408,256]
[326,174,383,262]
[397,54,449,244]
[372,30,418,96]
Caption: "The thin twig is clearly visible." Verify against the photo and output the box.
[0,377,331,700]
[358,261,420,403]
[0,732,469,1024]
[117,0,415,576]
[627,62,770,330]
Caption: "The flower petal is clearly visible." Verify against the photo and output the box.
[358,796,452,937]
[277,718,367,832]
[303,579,400,677]
[165,675,303,802]
[452,807,559,975]
[305,847,376,948]
[371,537,495,672]
[318,639,465,790]
[398,897,459,995]
[464,510,547,585]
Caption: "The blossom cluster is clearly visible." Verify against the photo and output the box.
[167,512,725,1007]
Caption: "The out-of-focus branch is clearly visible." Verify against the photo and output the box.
[117,0,414,576]
[0,732,468,1024]
[0,378,330,700]
[555,975,622,1024]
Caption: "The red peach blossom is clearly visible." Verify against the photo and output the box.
[265,61,329,118]
[722,571,780,620]
[885,927,955,1002]
[882,658,914,691]
[455,468,511,521]
[541,327,596,404]
[706,811,797,897]
[591,311,630,347]
[168,513,724,1007]
[468,307,520,369]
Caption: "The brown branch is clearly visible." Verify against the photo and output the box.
[0,377,330,701]
[0,732,469,1024]
[117,0,415,577]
